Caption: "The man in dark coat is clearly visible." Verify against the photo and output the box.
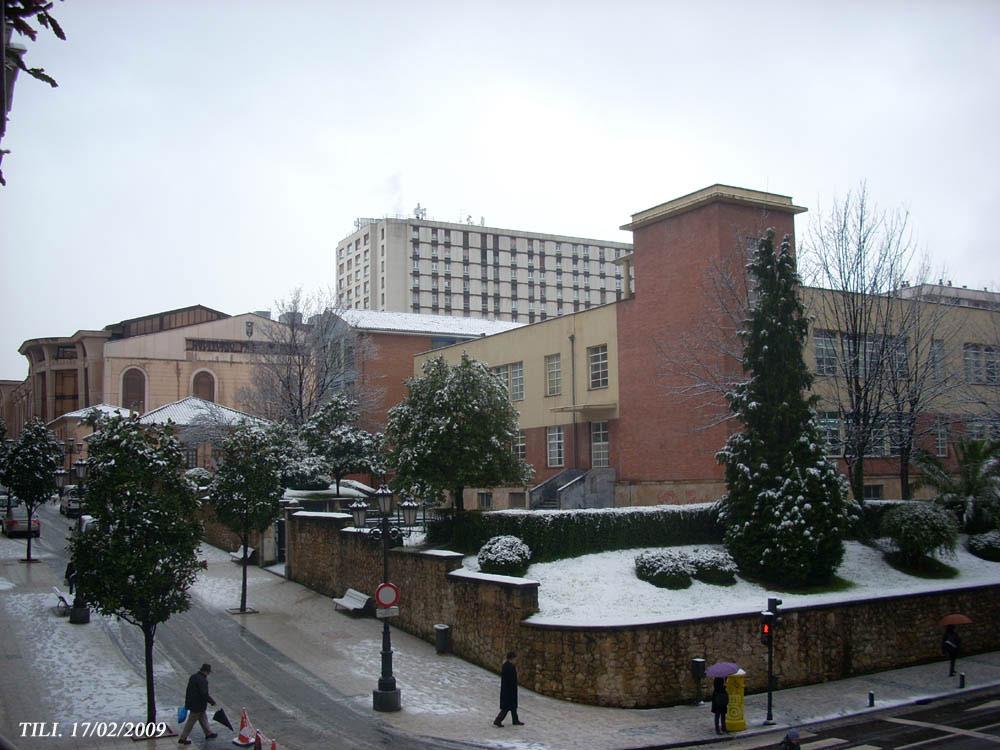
[942,624,962,676]
[493,651,524,727]
[178,663,217,745]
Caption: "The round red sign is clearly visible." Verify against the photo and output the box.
[374,582,400,608]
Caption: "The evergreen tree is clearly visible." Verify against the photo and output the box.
[718,230,853,586]
[209,423,284,613]
[301,395,379,495]
[69,415,202,722]
[385,354,533,514]
[2,418,62,562]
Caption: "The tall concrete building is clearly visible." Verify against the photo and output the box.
[335,215,633,323]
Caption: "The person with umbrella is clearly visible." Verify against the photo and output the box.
[178,663,217,745]
[939,614,971,677]
[705,661,738,734]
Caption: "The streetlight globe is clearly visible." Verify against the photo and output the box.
[73,459,88,481]
[375,485,394,516]
[54,468,68,489]
[349,499,369,530]
[400,498,420,527]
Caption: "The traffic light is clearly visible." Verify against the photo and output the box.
[760,611,775,645]
[768,597,783,627]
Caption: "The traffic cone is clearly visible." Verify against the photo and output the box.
[269,738,278,750]
[232,708,255,747]
[253,732,263,750]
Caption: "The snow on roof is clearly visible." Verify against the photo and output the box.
[137,397,266,427]
[337,309,524,338]
[49,403,135,423]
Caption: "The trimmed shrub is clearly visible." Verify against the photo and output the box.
[184,467,213,491]
[967,530,1000,562]
[477,535,532,577]
[688,548,738,585]
[635,550,694,589]
[447,503,723,562]
[881,502,958,564]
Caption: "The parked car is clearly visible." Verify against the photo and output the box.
[59,485,83,517]
[2,503,41,538]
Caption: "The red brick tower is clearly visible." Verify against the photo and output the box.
[615,185,807,504]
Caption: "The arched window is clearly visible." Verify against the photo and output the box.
[122,368,146,413]
[193,371,215,402]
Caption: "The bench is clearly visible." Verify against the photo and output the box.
[52,586,72,615]
[229,546,256,565]
[333,588,372,615]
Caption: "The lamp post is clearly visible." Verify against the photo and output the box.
[54,468,68,506]
[349,486,419,712]
[69,458,90,624]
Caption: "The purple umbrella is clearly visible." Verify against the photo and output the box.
[705,661,740,678]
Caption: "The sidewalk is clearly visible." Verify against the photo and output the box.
[2,532,999,750]
[191,549,1000,750]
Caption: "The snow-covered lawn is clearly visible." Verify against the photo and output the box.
[464,541,1000,626]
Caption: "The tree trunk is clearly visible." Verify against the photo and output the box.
[240,533,249,613]
[143,624,157,723]
[335,475,341,495]
[898,449,912,500]
[848,458,865,504]
[25,507,34,562]
[453,485,465,515]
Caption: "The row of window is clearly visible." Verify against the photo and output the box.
[121,368,215,414]
[544,422,609,468]
[490,346,609,402]
[813,411,995,458]
[409,227,628,260]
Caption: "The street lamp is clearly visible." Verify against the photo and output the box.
[351,485,420,712]
[54,468,68,505]
[68,458,90,623]
[72,459,88,484]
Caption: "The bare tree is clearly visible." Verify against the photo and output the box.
[238,288,382,428]
[801,184,918,501]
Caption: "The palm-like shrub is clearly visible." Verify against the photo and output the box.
[881,502,958,565]
[916,438,1000,533]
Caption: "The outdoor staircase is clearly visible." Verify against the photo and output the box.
[529,468,615,510]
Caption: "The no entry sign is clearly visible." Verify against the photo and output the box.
[374,582,400,608]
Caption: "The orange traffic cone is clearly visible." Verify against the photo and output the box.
[269,738,278,750]
[253,732,263,750]
[232,708,255,747]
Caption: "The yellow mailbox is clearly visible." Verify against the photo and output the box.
[725,668,747,732]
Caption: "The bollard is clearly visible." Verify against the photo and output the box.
[868,691,875,707]
[960,673,966,689]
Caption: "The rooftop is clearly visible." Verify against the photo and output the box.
[137,397,266,428]
[336,309,525,338]
[48,403,135,424]
[621,184,807,231]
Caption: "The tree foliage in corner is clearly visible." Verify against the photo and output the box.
[2,418,61,561]
[209,422,283,613]
[301,394,379,495]
[385,354,533,513]
[69,415,202,723]
[718,230,854,587]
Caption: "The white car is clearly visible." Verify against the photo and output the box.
[2,503,41,538]
[59,486,83,517]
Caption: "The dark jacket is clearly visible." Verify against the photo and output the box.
[184,671,213,713]
[499,660,518,710]
[942,630,961,656]
[710,686,729,714]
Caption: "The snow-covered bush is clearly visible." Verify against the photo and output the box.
[635,550,694,589]
[688,548,738,585]
[967,530,1000,562]
[478,535,532,576]
[185,467,213,491]
[448,503,722,562]
[881,502,958,564]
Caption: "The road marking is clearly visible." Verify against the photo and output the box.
[887,716,1000,744]
[802,740,846,749]
[968,700,1000,711]
[847,745,882,749]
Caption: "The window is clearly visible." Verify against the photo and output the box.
[193,371,215,402]
[514,430,526,461]
[477,492,493,510]
[546,426,564,467]
[591,421,609,468]
[865,420,888,457]
[509,492,526,509]
[185,448,199,469]
[846,335,878,378]
[545,353,561,396]
[588,344,609,389]
[930,339,945,381]
[492,362,524,401]
[862,485,884,501]
[890,336,908,378]
[122,368,146,413]
[817,411,841,456]
[934,418,948,457]
[814,331,838,376]
[964,344,1000,384]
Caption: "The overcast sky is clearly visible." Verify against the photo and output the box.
[2,1,998,379]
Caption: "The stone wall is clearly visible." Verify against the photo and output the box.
[287,512,1000,708]
[199,505,271,565]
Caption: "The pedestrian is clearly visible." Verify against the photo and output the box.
[710,677,729,734]
[777,728,801,749]
[942,624,961,676]
[64,560,76,595]
[493,651,524,727]
[178,663,217,745]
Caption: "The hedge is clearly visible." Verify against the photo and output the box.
[441,503,723,562]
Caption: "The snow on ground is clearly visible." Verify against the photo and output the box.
[464,541,1000,626]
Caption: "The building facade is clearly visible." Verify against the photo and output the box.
[335,217,633,323]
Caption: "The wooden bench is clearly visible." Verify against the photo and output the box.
[229,546,256,565]
[52,586,72,615]
[333,588,372,615]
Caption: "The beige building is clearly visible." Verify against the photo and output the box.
[335,216,633,324]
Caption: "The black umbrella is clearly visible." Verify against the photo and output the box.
[212,708,234,731]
